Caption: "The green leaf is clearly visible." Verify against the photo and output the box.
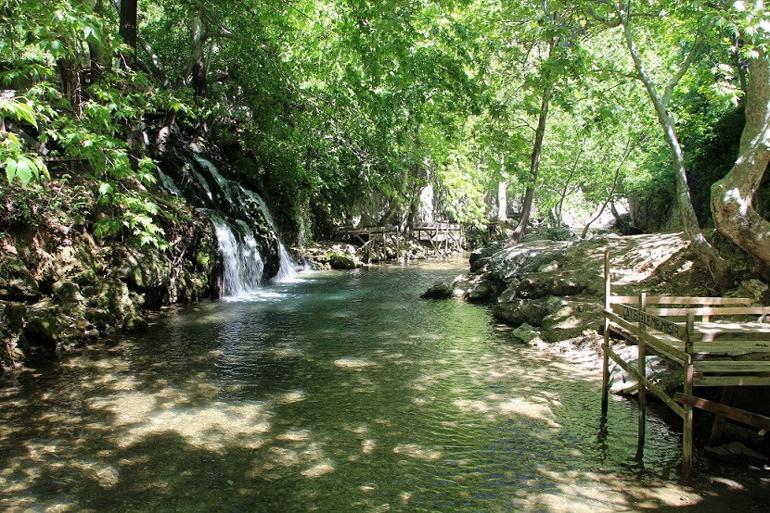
[4,158,17,183]
[14,102,38,129]
[15,157,33,185]
[98,182,113,196]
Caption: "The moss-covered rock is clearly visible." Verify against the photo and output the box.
[0,255,40,300]
[328,252,358,270]
[493,297,565,326]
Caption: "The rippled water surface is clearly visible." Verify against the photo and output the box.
[1,260,768,512]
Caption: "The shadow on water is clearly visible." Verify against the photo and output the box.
[1,260,769,512]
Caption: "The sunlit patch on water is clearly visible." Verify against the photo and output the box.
[1,257,768,512]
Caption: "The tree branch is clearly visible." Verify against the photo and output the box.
[662,33,705,105]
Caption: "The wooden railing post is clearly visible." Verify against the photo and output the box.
[601,249,611,417]
[682,311,695,483]
[636,292,648,460]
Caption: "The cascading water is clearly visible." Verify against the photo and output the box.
[158,151,301,299]
[241,189,298,283]
[210,215,264,298]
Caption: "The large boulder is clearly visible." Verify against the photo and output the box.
[22,305,62,351]
[540,301,603,342]
[516,272,587,299]
[493,296,565,326]
[328,252,359,270]
[452,274,503,303]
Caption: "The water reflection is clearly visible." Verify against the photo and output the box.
[1,260,768,512]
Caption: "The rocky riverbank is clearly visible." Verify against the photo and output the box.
[0,178,219,372]
[298,237,463,270]
[423,232,770,464]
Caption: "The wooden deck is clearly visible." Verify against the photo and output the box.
[600,249,770,481]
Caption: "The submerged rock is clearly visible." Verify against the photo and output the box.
[511,323,540,344]
[421,281,453,299]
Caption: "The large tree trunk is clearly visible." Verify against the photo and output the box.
[620,12,729,288]
[511,82,552,243]
[190,15,208,98]
[711,47,770,273]
[119,0,138,67]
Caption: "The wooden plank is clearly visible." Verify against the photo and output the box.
[619,305,687,339]
[675,393,770,431]
[607,348,686,418]
[649,297,752,306]
[682,314,695,483]
[696,322,770,340]
[605,310,688,363]
[647,306,770,317]
[709,387,734,445]
[601,249,611,418]
[695,375,770,386]
[637,292,648,460]
[692,341,770,354]
[609,295,642,305]
[610,296,753,306]
[694,361,770,373]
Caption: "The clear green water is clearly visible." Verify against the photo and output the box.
[1,260,764,512]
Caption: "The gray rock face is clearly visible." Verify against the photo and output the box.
[0,256,40,300]
[52,280,83,305]
[540,301,602,342]
[516,273,587,299]
[492,297,565,326]
[731,279,769,304]
[421,281,453,299]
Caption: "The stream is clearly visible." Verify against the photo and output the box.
[1,259,767,512]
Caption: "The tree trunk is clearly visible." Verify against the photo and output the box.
[88,0,107,83]
[57,58,82,114]
[711,47,770,273]
[511,82,552,243]
[582,136,633,238]
[620,12,729,288]
[190,15,208,98]
[497,180,508,222]
[119,0,138,67]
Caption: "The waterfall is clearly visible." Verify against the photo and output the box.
[241,189,298,283]
[194,155,236,205]
[211,216,264,298]
[158,152,300,298]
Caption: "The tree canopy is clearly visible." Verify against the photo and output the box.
[2,0,769,279]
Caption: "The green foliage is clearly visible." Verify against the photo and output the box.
[2,0,763,244]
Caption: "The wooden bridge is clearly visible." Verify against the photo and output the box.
[600,249,770,481]
[335,222,465,255]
